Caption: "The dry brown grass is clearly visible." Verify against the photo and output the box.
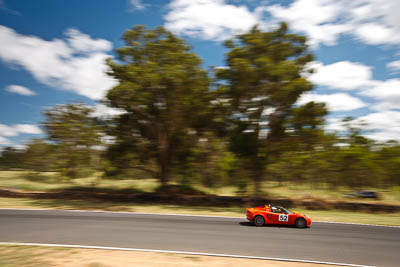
[0,245,326,267]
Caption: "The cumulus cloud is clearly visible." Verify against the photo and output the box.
[297,93,366,112]
[267,0,400,47]
[325,112,400,142]
[355,111,400,141]
[164,0,266,41]
[325,117,347,132]
[129,0,146,10]
[65,29,112,53]
[0,123,43,146]
[164,0,400,47]
[267,0,350,47]
[5,84,36,96]
[308,61,373,90]
[0,25,118,100]
[0,136,12,145]
[91,103,126,119]
[0,124,17,137]
[0,123,43,136]
[387,60,400,72]
[305,61,400,112]
[14,124,43,135]
[360,79,400,111]
[305,60,400,112]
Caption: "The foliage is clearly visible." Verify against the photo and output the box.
[23,139,57,172]
[216,23,327,193]
[0,147,26,169]
[105,25,214,186]
[43,103,103,178]
[1,23,400,193]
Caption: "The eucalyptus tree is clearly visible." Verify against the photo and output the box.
[43,103,103,178]
[105,26,213,186]
[216,23,327,193]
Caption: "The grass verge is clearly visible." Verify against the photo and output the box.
[1,171,400,204]
[0,197,399,226]
[0,244,323,267]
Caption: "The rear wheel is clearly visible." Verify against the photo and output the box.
[295,218,307,228]
[253,215,265,227]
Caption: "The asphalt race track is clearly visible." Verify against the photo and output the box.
[0,209,399,266]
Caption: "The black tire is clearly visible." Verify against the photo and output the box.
[253,215,265,227]
[295,217,307,228]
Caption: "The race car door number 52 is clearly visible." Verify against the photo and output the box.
[278,214,289,222]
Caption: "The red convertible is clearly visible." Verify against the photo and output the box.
[246,204,311,228]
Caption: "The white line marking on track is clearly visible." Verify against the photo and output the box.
[313,220,400,228]
[0,242,375,267]
[0,208,399,228]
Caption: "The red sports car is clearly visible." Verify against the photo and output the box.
[246,204,311,228]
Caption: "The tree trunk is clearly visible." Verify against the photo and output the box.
[158,130,170,187]
[252,161,265,197]
[160,154,169,187]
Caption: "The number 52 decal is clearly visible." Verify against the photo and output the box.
[278,214,289,222]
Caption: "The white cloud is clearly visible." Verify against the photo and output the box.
[5,84,36,96]
[164,0,400,47]
[0,25,118,100]
[354,23,400,45]
[0,136,12,145]
[164,0,265,41]
[267,0,400,47]
[0,123,43,147]
[91,104,126,119]
[387,60,400,72]
[267,0,350,47]
[355,111,400,142]
[65,29,112,53]
[14,124,43,135]
[297,93,366,112]
[325,112,400,142]
[306,61,400,113]
[361,79,400,111]
[129,0,146,10]
[325,117,347,132]
[308,61,373,90]
[0,123,43,137]
[0,124,17,137]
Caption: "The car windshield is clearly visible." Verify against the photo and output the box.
[282,207,294,214]
[273,206,294,214]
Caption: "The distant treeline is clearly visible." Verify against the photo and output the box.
[1,24,399,193]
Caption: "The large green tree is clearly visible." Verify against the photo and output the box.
[24,139,57,172]
[0,147,26,169]
[216,23,327,194]
[105,26,213,186]
[43,103,103,178]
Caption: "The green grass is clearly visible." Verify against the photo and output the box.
[1,197,399,226]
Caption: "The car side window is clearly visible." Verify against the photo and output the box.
[271,207,282,213]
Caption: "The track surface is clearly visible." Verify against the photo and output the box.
[0,210,399,266]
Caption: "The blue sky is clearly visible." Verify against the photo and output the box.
[0,0,400,148]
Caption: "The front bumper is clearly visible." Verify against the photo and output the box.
[246,210,255,222]
[306,217,312,226]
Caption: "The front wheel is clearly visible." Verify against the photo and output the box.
[295,218,307,228]
[253,215,265,227]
